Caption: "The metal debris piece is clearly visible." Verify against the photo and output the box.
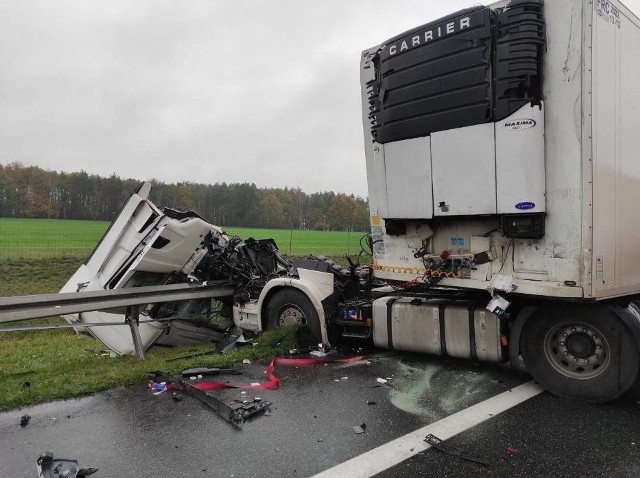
[353,423,367,434]
[36,452,98,478]
[180,367,241,377]
[231,398,272,424]
[424,434,489,466]
[146,370,169,381]
[179,380,271,429]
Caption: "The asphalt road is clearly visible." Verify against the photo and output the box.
[1,352,638,478]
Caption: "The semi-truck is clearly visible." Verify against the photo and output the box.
[237,0,640,403]
[63,0,640,403]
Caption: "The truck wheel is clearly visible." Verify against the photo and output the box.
[521,305,639,403]
[266,289,322,342]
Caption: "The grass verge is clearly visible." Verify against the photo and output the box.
[0,324,297,412]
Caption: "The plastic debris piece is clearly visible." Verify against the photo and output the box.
[250,382,260,386]
[353,423,367,434]
[149,381,167,393]
[243,359,251,364]
[366,400,376,405]
[172,392,183,401]
[310,350,327,357]
[506,444,517,455]
[20,414,30,427]
[376,378,388,385]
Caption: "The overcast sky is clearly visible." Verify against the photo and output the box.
[2,0,640,198]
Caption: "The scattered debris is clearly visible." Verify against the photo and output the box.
[242,359,251,364]
[353,423,367,434]
[171,392,183,402]
[376,378,388,385]
[36,452,98,478]
[425,434,489,466]
[20,414,30,427]
[152,354,369,427]
[366,400,376,405]
[506,444,517,455]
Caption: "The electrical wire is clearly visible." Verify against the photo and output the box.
[497,240,512,275]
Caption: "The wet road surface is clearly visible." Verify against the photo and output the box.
[1,352,638,477]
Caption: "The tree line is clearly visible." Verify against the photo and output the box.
[0,162,370,231]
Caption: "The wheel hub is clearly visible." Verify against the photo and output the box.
[277,306,305,326]
[565,332,596,358]
[544,322,610,380]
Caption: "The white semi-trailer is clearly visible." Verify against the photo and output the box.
[349,0,640,402]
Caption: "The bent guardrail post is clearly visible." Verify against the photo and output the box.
[125,304,145,359]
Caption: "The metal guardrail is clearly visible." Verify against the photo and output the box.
[0,281,237,358]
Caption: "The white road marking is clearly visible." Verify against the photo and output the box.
[310,380,543,478]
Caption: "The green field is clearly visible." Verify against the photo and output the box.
[0,218,367,261]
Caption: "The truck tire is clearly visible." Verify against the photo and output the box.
[266,289,322,342]
[521,305,639,403]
